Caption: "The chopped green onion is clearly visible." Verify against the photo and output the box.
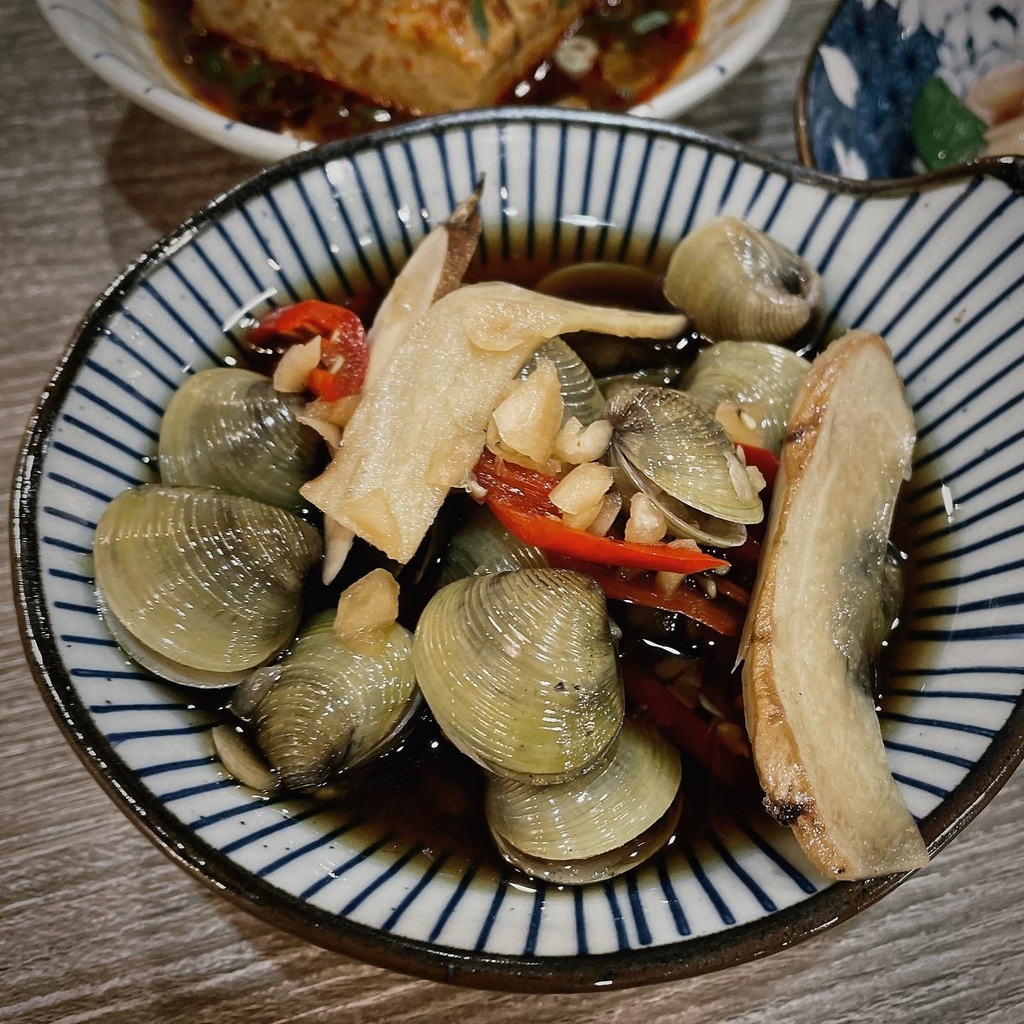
[633,10,673,35]
[471,0,489,42]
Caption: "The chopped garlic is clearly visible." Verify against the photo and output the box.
[727,448,761,502]
[655,570,684,596]
[490,358,563,464]
[321,516,355,584]
[304,393,362,429]
[624,492,667,544]
[333,568,400,640]
[554,417,613,464]
[273,337,322,393]
[550,462,614,515]
[563,498,606,532]
[485,417,562,474]
[655,538,708,592]
[587,491,623,536]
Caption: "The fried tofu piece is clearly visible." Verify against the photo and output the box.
[193,0,593,114]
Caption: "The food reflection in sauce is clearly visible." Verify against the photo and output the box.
[140,0,703,144]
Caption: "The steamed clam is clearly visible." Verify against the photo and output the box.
[520,338,606,427]
[682,341,810,454]
[485,719,682,884]
[231,610,419,792]
[413,568,624,783]
[439,503,549,586]
[663,217,824,346]
[93,485,322,687]
[607,385,764,547]
[159,367,322,511]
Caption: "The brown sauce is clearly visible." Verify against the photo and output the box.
[140,1,703,144]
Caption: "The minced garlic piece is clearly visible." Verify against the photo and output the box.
[273,337,322,393]
[654,538,703,594]
[550,462,614,513]
[624,492,667,544]
[562,500,605,531]
[333,568,400,640]
[586,491,623,536]
[554,417,613,464]
[490,358,564,465]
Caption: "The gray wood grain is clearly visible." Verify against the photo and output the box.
[4,0,1024,1020]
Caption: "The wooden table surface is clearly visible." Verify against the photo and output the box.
[4,1,1024,1020]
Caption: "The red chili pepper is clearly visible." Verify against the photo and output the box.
[473,452,728,577]
[547,554,745,636]
[248,300,368,400]
[622,664,758,791]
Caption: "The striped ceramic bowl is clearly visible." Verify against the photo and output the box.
[12,109,1024,991]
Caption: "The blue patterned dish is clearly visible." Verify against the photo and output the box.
[12,109,1024,990]
[796,0,1024,179]
[36,0,790,164]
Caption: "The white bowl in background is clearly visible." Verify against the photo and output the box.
[36,0,792,163]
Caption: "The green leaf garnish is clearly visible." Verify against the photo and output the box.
[912,77,988,170]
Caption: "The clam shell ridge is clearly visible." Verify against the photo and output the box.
[412,569,624,783]
[607,385,764,525]
[485,719,683,884]
[682,341,810,454]
[663,217,823,344]
[439,504,549,587]
[93,485,322,675]
[159,367,322,511]
[238,611,418,792]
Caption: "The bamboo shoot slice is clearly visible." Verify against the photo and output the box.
[301,282,686,563]
[740,329,929,880]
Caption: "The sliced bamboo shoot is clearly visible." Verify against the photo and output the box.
[301,282,687,563]
[740,329,929,880]
[363,181,483,388]
[317,184,485,584]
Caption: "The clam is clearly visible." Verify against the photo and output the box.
[413,568,624,784]
[439,503,549,586]
[485,719,682,884]
[93,485,322,687]
[663,217,824,346]
[607,385,764,547]
[231,610,419,792]
[681,341,810,454]
[159,367,322,511]
[520,338,605,427]
[597,365,685,404]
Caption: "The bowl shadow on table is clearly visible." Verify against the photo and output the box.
[96,102,262,263]
[679,58,780,152]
